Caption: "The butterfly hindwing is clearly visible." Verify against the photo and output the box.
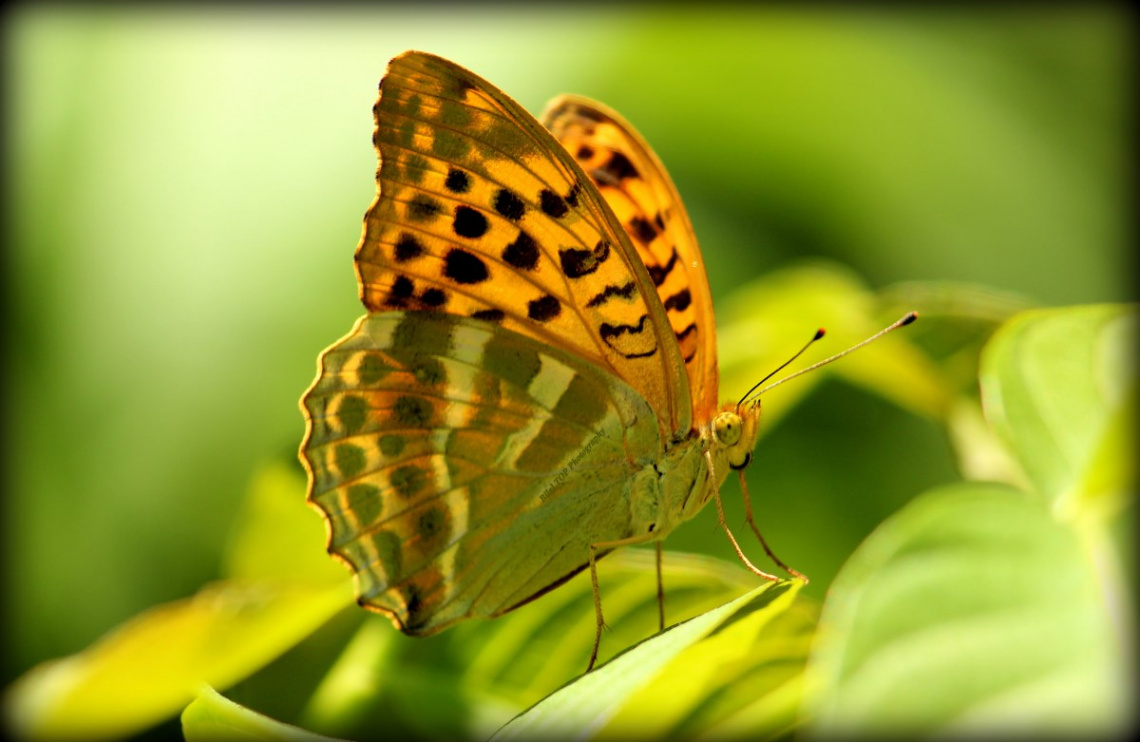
[301,311,661,634]
[542,96,720,423]
[356,51,692,437]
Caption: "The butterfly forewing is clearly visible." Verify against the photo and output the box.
[542,96,720,423]
[301,311,661,633]
[356,51,692,437]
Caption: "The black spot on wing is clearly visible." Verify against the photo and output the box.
[675,323,698,343]
[629,216,658,244]
[676,323,698,363]
[603,152,638,181]
[601,315,649,340]
[444,248,489,284]
[502,230,539,271]
[387,275,415,307]
[394,233,424,263]
[445,168,471,193]
[421,288,447,307]
[559,240,611,279]
[494,188,526,221]
[527,294,561,322]
[453,206,488,239]
[586,281,637,308]
[600,315,658,359]
[646,248,679,287]
[539,189,569,218]
[663,289,692,312]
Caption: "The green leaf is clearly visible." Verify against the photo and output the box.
[297,551,771,741]
[980,303,1137,515]
[945,396,1030,488]
[492,579,802,740]
[223,461,351,584]
[878,279,1034,395]
[459,550,761,700]
[3,580,353,741]
[804,483,1128,737]
[598,596,815,741]
[182,686,345,742]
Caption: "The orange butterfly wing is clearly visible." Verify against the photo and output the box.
[356,51,692,437]
[542,97,720,425]
[301,311,661,633]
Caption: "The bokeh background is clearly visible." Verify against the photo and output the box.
[4,3,1131,697]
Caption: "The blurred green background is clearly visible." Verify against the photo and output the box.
[4,4,1129,695]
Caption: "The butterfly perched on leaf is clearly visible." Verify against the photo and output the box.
[300,51,802,670]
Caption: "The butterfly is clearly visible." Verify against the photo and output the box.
[301,51,806,671]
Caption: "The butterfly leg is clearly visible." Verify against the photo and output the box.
[705,451,781,583]
[737,470,809,583]
[586,531,661,672]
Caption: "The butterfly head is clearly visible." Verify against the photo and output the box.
[712,400,762,471]
[710,313,919,477]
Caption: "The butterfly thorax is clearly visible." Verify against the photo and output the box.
[646,400,762,537]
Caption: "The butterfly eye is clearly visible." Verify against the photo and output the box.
[713,412,742,446]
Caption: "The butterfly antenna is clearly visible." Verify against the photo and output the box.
[740,312,918,406]
[736,328,827,408]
